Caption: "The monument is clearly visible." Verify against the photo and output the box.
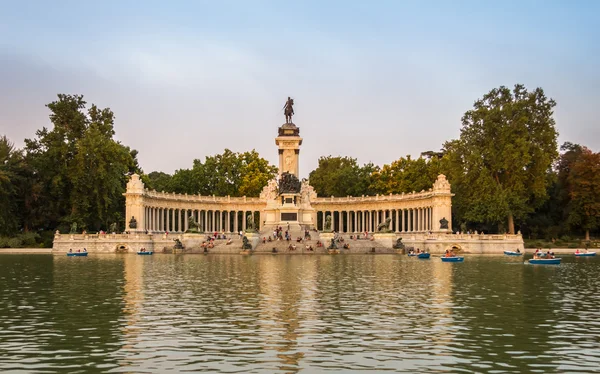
[261,97,316,230]
[52,96,525,254]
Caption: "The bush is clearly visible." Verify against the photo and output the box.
[568,242,579,249]
[7,237,23,248]
[560,235,572,242]
[20,232,40,247]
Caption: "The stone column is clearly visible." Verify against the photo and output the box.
[334,211,337,232]
[242,211,247,231]
[401,209,403,232]
[183,210,187,232]
[353,211,357,233]
[165,208,169,232]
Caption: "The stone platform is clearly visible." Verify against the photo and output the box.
[52,231,523,254]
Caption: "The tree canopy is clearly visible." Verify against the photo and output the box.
[308,156,377,197]
[22,94,140,233]
[144,149,277,197]
[443,84,559,234]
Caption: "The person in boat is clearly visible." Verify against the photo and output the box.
[416,248,421,254]
[69,248,73,253]
[516,248,520,253]
[343,243,350,249]
[83,248,87,252]
[575,249,580,254]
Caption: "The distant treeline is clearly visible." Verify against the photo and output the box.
[1,85,598,247]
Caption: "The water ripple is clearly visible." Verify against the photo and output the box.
[0,254,599,372]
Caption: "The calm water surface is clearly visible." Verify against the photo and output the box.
[1,254,599,373]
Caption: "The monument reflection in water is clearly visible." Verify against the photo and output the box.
[1,254,599,372]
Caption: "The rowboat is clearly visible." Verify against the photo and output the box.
[407,253,417,257]
[137,251,153,255]
[417,253,430,259]
[575,252,596,257]
[504,251,522,256]
[67,252,88,257]
[529,258,561,265]
[441,257,464,262]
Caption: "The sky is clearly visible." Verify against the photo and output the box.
[1,0,599,178]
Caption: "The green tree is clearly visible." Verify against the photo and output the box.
[0,136,26,235]
[308,156,378,197]
[146,171,173,192]
[24,94,140,232]
[444,84,558,234]
[370,156,442,194]
[151,149,277,197]
[566,147,600,240]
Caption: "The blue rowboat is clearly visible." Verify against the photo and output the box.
[417,253,430,259]
[67,252,88,257]
[441,257,464,262]
[575,252,596,257]
[529,258,561,265]
[504,251,522,256]
[137,251,153,255]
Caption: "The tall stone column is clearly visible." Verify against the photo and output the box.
[242,211,246,231]
[183,210,188,232]
[400,209,405,232]
[332,211,336,232]
[165,208,169,232]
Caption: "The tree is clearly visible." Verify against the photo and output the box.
[308,156,378,197]
[444,84,558,234]
[146,171,173,192]
[23,94,140,232]
[370,156,442,195]
[0,136,26,235]
[566,147,600,240]
[149,149,277,197]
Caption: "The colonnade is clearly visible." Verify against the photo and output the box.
[316,207,434,233]
[142,207,260,233]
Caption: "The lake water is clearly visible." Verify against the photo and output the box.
[1,254,599,373]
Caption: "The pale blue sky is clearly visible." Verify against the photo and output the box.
[1,0,598,177]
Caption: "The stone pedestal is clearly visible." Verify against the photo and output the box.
[372,233,396,249]
[244,232,260,250]
[320,232,335,248]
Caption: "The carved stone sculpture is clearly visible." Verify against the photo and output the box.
[377,218,392,232]
[70,222,78,234]
[327,238,337,249]
[283,96,294,124]
[129,216,137,229]
[440,217,449,230]
[173,238,184,249]
[246,214,256,232]
[393,237,405,249]
[278,172,301,194]
[186,215,202,233]
[324,215,332,232]
[242,236,253,250]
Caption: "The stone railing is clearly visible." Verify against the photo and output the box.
[401,232,523,241]
[53,233,183,241]
[143,190,263,203]
[311,189,452,204]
